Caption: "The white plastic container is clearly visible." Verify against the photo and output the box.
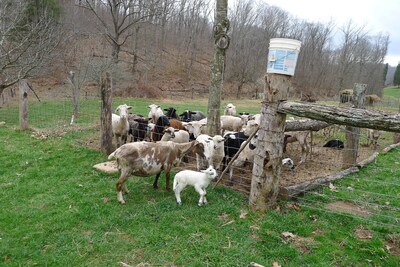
[267,38,302,76]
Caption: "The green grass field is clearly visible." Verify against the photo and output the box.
[383,86,400,99]
[1,95,399,265]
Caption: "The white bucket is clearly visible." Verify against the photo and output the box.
[267,38,302,76]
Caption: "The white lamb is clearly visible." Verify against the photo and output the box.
[148,104,163,123]
[173,166,218,206]
[224,103,237,116]
[112,104,132,148]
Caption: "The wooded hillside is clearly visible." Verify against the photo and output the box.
[0,0,391,100]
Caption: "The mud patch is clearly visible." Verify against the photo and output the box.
[386,234,400,256]
[325,201,371,217]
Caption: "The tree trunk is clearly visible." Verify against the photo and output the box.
[277,102,400,132]
[19,79,29,130]
[67,71,80,118]
[100,72,113,155]
[207,0,229,136]
[249,74,291,212]
[343,83,366,168]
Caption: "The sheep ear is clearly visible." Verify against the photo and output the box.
[200,169,206,173]
[127,106,133,110]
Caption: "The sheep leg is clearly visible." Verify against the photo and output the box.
[173,182,185,205]
[194,185,206,206]
[165,169,171,191]
[116,170,130,204]
[153,172,161,189]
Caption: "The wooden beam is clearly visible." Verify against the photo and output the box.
[278,101,400,132]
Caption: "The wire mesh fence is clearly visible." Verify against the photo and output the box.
[1,87,399,231]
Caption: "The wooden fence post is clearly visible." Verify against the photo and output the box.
[19,79,29,130]
[100,72,113,155]
[249,74,290,212]
[342,83,366,168]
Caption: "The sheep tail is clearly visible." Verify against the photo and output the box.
[108,150,117,160]
[173,176,179,191]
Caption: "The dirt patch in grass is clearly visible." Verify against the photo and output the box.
[324,201,371,217]
[354,226,373,240]
[386,234,400,256]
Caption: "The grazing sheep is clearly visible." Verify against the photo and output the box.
[224,103,237,116]
[148,104,164,123]
[365,94,381,106]
[173,166,217,206]
[108,140,204,204]
[112,104,132,148]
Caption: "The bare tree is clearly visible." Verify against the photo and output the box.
[81,0,163,63]
[207,0,229,136]
[0,0,62,96]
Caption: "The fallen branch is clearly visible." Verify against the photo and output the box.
[381,142,400,154]
[279,167,359,199]
[356,152,379,168]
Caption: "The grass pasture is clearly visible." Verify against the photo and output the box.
[1,93,400,266]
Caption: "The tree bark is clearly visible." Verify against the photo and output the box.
[100,72,113,155]
[19,79,29,131]
[343,83,366,168]
[249,74,290,212]
[67,71,80,118]
[207,0,229,136]
[278,102,400,132]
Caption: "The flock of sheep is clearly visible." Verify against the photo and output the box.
[108,102,297,205]
[108,101,384,205]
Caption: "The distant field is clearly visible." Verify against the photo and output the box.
[383,86,400,99]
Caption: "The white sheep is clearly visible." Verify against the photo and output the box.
[161,127,190,143]
[112,104,132,148]
[185,119,208,139]
[211,135,225,170]
[224,103,237,116]
[195,134,215,171]
[148,104,163,123]
[173,166,218,206]
[220,115,244,133]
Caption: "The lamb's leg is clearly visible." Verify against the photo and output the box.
[194,185,206,206]
[202,188,208,205]
[174,182,185,205]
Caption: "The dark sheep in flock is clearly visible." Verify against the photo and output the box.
[152,115,170,142]
[323,139,344,149]
[179,110,206,122]
[164,107,179,119]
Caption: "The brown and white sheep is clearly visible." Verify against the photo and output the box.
[108,140,204,204]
